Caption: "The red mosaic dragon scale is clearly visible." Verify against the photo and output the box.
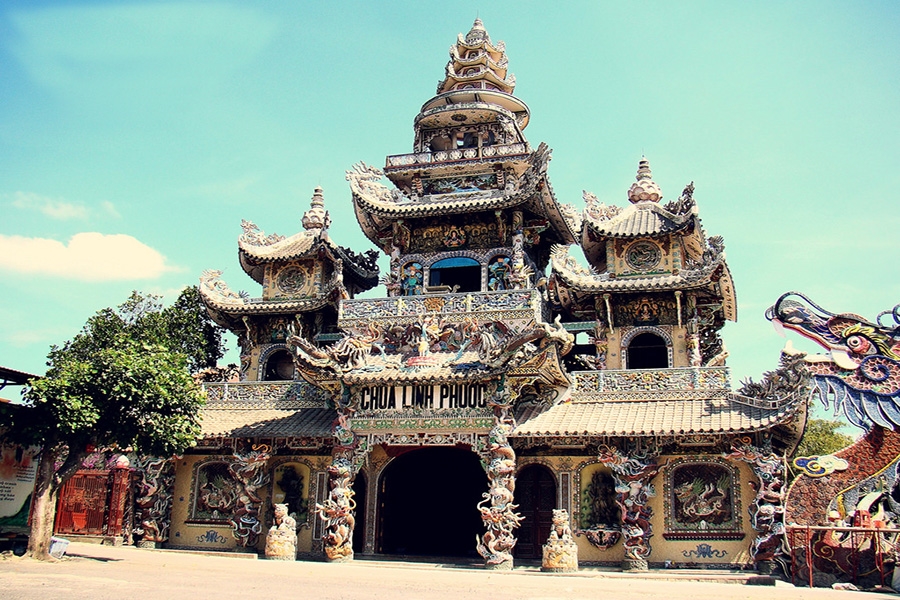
[767,292,900,431]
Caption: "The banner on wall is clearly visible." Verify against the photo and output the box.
[0,444,39,529]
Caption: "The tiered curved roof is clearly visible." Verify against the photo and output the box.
[349,145,580,250]
[199,189,379,329]
[438,18,515,95]
[562,159,737,321]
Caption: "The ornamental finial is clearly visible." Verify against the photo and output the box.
[465,18,488,44]
[627,156,663,204]
[302,186,331,232]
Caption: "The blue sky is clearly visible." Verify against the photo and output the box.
[1,1,898,422]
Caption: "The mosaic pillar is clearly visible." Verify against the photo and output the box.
[476,379,523,570]
[727,442,786,568]
[598,445,661,571]
[228,445,272,551]
[315,455,356,562]
[132,456,175,549]
[362,458,383,556]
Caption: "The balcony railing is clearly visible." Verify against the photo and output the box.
[570,367,732,401]
[385,143,529,168]
[203,381,328,409]
[339,289,541,326]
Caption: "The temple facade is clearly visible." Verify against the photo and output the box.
[162,20,808,570]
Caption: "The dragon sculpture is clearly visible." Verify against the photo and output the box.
[597,445,662,571]
[132,456,176,547]
[769,293,900,530]
[315,458,357,562]
[475,378,524,569]
[768,292,900,430]
[726,443,786,564]
[228,445,271,550]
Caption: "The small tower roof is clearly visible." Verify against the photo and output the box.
[628,157,663,204]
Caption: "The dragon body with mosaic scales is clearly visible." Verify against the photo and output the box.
[768,292,900,527]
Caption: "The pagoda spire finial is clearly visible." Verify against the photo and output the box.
[466,17,488,44]
[302,186,331,233]
[627,156,663,204]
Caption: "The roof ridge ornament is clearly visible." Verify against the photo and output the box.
[302,186,332,233]
[627,156,663,204]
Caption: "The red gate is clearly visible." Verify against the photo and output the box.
[54,468,132,538]
[786,525,899,588]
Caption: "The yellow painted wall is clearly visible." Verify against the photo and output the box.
[525,454,759,567]
[168,453,331,556]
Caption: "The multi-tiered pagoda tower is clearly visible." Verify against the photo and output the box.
[163,19,807,572]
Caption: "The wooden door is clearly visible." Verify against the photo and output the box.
[514,465,556,559]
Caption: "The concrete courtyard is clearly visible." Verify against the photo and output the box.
[0,542,880,600]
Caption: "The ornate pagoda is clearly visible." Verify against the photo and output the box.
[160,19,808,572]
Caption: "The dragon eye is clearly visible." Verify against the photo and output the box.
[846,335,870,353]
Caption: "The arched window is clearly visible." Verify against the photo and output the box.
[428,257,480,292]
[626,332,668,369]
[264,349,295,381]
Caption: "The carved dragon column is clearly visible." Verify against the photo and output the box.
[316,386,368,562]
[228,444,272,552]
[726,440,786,572]
[598,444,662,571]
[476,377,523,570]
[132,456,176,549]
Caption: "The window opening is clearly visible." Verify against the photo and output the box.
[428,257,480,293]
[626,332,668,369]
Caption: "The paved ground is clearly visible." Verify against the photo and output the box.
[0,542,884,600]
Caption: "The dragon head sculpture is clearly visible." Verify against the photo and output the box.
[767,292,900,430]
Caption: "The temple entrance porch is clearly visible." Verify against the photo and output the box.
[376,447,487,558]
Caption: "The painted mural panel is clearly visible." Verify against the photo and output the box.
[190,461,238,523]
[664,458,743,539]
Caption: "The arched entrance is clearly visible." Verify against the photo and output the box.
[513,464,556,560]
[378,447,486,558]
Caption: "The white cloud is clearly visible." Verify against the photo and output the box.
[0,232,181,281]
[100,201,121,218]
[11,191,88,220]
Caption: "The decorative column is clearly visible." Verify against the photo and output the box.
[316,455,356,562]
[727,442,786,572]
[316,386,367,562]
[132,456,175,549]
[476,377,523,570]
[597,444,662,571]
[228,444,271,551]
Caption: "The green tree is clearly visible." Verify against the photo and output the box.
[64,287,225,372]
[0,288,220,560]
[794,418,855,458]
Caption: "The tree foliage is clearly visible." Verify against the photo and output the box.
[0,287,220,559]
[794,418,856,458]
[62,286,225,373]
